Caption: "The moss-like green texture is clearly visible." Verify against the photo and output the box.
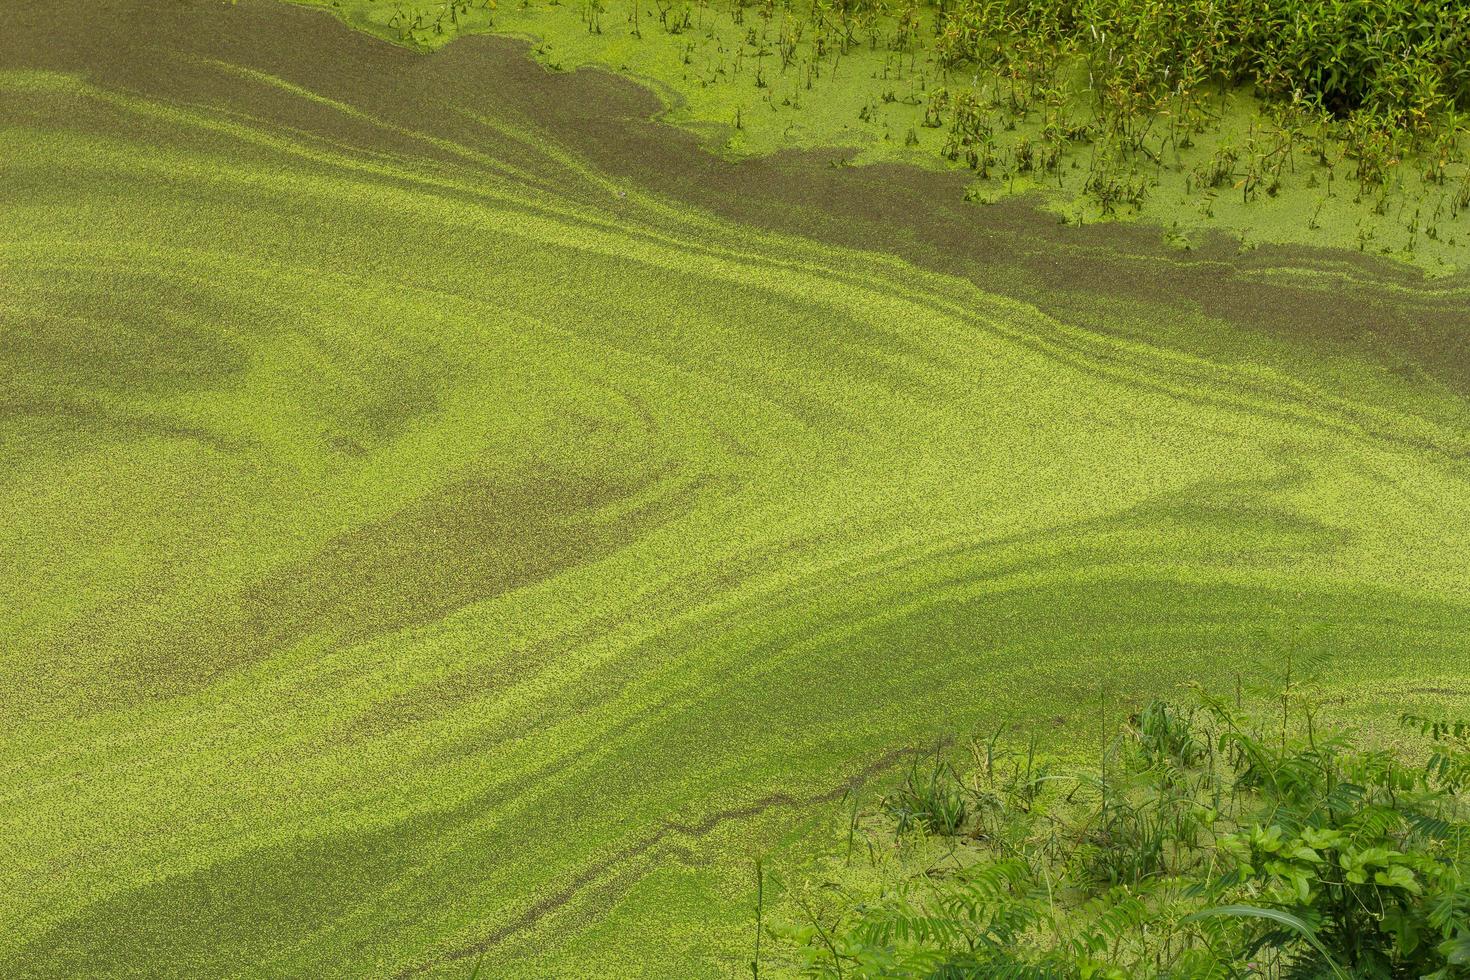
[3,0,1470,976]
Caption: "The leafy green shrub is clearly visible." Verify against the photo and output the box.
[930,0,1470,131]
[766,682,1470,978]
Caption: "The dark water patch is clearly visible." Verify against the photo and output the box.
[0,267,252,398]
[0,264,261,454]
[0,397,254,455]
[22,463,683,712]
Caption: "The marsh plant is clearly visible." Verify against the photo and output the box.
[764,671,1470,978]
[921,0,1470,222]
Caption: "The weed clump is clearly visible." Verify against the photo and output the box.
[766,677,1470,977]
[932,0,1470,135]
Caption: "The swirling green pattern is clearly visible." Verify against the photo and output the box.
[3,0,1469,976]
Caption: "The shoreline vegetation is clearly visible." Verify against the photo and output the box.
[766,672,1470,977]
[288,0,1470,274]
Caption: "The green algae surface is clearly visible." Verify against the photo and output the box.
[4,0,1470,976]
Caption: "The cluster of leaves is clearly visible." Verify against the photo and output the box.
[912,0,1470,223]
[930,0,1470,134]
[766,678,1470,978]
[870,0,1470,226]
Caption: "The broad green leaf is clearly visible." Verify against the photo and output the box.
[1373,865,1421,894]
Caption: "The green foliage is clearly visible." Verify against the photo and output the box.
[931,0,1470,129]
[922,0,1470,216]
[884,750,971,836]
[768,679,1470,978]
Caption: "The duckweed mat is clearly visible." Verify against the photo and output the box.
[3,0,1470,975]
